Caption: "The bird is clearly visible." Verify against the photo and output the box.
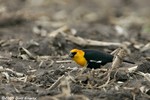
[69,49,135,69]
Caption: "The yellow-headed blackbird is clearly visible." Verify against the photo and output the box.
[69,49,135,69]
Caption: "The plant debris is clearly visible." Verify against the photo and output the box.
[0,0,150,100]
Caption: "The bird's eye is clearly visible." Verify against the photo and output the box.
[72,52,77,55]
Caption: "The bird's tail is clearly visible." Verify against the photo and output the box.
[123,60,135,64]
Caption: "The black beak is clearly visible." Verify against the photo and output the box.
[69,52,76,58]
[69,53,74,58]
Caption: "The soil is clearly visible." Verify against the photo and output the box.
[0,0,150,100]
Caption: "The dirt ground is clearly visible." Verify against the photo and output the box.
[0,0,150,100]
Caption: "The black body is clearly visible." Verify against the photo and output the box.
[83,49,134,69]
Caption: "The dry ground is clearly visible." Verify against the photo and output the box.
[0,0,150,100]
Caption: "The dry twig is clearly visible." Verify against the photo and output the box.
[48,75,65,90]
[62,31,122,47]
[0,66,24,77]
[19,47,36,60]
[98,48,127,88]
[56,60,72,63]
[48,26,126,47]
[137,72,150,82]
[111,49,127,69]
[48,25,69,37]
[58,76,71,96]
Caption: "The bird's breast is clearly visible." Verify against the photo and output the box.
[73,57,87,67]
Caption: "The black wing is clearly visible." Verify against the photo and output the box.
[83,49,113,66]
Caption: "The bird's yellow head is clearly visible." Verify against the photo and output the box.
[69,49,87,67]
